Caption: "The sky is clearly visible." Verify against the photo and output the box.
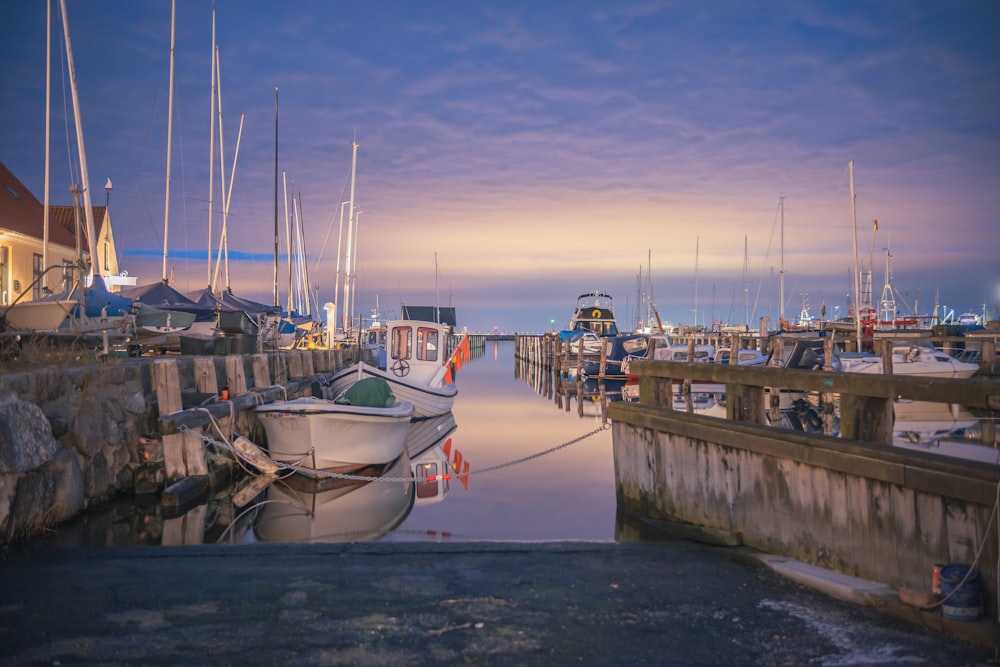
[2,1,998,334]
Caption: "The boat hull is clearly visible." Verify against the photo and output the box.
[3,299,75,330]
[255,396,414,468]
[329,363,457,419]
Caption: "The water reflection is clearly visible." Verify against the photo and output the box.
[770,394,998,464]
[37,341,622,546]
[243,453,415,544]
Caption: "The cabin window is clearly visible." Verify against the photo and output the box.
[391,326,412,360]
[622,338,648,355]
[32,254,43,299]
[416,327,439,362]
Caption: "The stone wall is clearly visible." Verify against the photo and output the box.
[0,348,355,544]
[0,361,154,543]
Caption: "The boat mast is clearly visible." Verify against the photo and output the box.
[297,190,312,317]
[778,195,785,327]
[283,171,292,313]
[743,235,749,326]
[878,229,897,328]
[161,0,175,283]
[58,0,100,283]
[211,46,227,292]
[273,87,279,306]
[849,158,862,349]
[43,0,51,289]
[211,112,244,292]
[693,237,699,328]
[206,7,215,288]
[343,140,358,334]
[333,200,347,331]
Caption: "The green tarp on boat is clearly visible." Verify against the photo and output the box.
[335,376,396,408]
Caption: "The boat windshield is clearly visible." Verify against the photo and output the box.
[416,326,440,362]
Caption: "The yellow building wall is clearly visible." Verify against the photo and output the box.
[0,231,80,306]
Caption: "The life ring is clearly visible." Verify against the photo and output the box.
[591,309,602,318]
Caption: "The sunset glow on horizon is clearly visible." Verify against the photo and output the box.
[2,1,997,332]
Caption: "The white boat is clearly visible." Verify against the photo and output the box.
[249,451,415,543]
[3,298,75,331]
[328,319,458,419]
[888,341,979,378]
[255,377,415,469]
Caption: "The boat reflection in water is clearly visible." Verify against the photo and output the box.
[241,412,459,544]
[249,453,415,544]
[891,400,997,464]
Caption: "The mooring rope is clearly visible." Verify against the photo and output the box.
[190,420,610,484]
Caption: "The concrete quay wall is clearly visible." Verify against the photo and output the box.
[0,349,352,544]
[608,401,1000,619]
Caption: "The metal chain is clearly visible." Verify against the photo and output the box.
[195,421,611,484]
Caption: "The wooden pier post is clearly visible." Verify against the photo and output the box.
[152,359,208,479]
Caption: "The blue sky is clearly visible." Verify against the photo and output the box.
[2,1,998,333]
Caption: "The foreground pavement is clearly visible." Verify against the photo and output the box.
[1,541,996,666]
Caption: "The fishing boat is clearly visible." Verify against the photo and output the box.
[328,318,458,419]
[561,292,619,338]
[254,376,414,469]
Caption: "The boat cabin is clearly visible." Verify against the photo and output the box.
[385,319,450,386]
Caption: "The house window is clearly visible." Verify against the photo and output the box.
[32,254,43,299]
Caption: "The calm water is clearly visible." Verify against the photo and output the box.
[31,340,621,547]
[384,339,617,542]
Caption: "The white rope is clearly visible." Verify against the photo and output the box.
[198,421,610,485]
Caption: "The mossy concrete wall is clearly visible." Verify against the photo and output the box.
[608,402,1000,619]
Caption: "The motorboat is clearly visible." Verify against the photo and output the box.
[560,292,619,338]
[254,376,415,469]
[647,333,715,363]
[672,391,728,418]
[580,333,649,379]
[772,337,978,379]
[328,319,457,419]
[888,341,979,378]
